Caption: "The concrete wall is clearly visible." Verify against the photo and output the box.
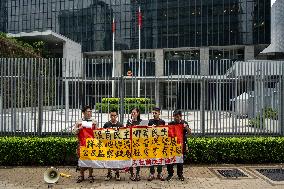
[200,47,209,75]
[155,49,164,77]
[63,40,82,77]
[245,46,254,61]
[113,51,122,77]
[245,45,255,61]
[154,49,164,107]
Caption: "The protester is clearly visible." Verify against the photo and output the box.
[103,109,123,181]
[73,105,97,183]
[166,110,191,181]
[147,107,165,181]
[126,107,142,181]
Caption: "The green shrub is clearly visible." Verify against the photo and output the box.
[264,107,278,120]
[0,137,77,166]
[101,98,120,104]
[96,103,155,113]
[248,115,264,128]
[1,137,283,166]
[186,137,284,164]
[101,97,152,104]
[249,107,278,128]
[98,97,154,113]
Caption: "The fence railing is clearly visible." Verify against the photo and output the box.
[0,58,283,136]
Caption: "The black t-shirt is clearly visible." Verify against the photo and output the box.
[103,121,123,129]
[126,119,142,126]
[148,119,165,126]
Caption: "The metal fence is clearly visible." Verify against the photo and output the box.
[0,58,283,136]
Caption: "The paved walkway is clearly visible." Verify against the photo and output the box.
[0,165,283,189]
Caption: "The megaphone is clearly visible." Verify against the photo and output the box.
[44,167,60,184]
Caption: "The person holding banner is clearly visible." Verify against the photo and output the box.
[147,107,166,181]
[73,105,97,183]
[166,110,191,181]
[103,109,123,181]
[126,107,142,181]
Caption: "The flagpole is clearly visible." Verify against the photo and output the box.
[112,16,115,97]
[138,6,141,97]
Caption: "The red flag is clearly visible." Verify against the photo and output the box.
[167,124,184,144]
[138,7,142,28]
[112,18,115,33]
[78,124,95,146]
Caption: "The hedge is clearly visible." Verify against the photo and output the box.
[98,97,155,113]
[186,137,284,164]
[0,137,284,166]
[101,98,152,104]
[96,103,155,113]
[0,137,77,166]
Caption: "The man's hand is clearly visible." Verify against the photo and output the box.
[184,124,191,135]
[184,144,189,154]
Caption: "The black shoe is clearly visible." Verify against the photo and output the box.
[157,174,165,181]
[76,176,84,183]
[105,173,112,181]
[135,174,141,181]
[166,175,173,181]
[178,175,184,181]
[130,174,136,181]
[115,172,121,181]
[147,174,154,181]
[88,176,95,183]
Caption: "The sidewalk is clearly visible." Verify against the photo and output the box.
[0,165,283,189]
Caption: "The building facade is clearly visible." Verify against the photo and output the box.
[261,0,284,59]
[0,0,275,112]
[0,0,7,33]
[0,0,270,60]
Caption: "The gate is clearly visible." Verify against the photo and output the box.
[0,58,283,136]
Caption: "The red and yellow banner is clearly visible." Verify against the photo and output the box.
[78,125,184,168]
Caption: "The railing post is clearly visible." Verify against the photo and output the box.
[280,65,284,136]
[200,77,206,136]
[38,74,43,136]
[119,76,125,124]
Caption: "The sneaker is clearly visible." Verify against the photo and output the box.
[105,173,112,181]
[147,174,154,181]
[88,176,95,183]
[157,174,165,181]
[135,174,141,181]
[166,175,173,181]
[130,174,136,181]
[178,175,185,181]
[76,176,84,183]
[115,172,121,181]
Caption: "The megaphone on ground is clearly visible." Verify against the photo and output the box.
[44,167,72,184]
[44,167,60,184]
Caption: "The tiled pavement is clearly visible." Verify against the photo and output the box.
[0,165,284,189]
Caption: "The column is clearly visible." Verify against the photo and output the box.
[112,51,123,97]
[200,47,209,75]
[245,45,255,61]
[155,49,164,108]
